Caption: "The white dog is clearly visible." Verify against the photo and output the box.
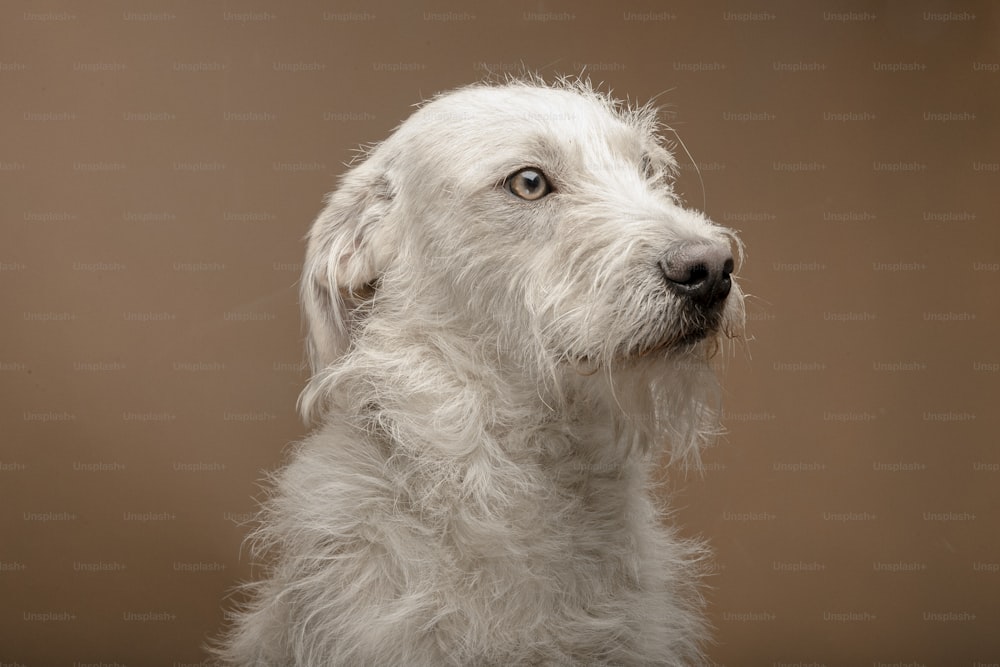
[217,77,744,666]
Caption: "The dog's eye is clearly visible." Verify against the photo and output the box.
[505,168,552,201]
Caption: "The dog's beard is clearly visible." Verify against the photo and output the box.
[551,297,732,370]
[619,296,732,360]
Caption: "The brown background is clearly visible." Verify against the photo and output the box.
[2,1,998,665]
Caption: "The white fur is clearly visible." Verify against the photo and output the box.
[216,77,744,666]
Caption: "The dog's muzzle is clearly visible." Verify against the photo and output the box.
[659,242,734,311]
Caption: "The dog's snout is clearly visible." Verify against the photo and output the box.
[659,243,734,308]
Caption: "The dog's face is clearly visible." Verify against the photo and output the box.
[302,80,744,379]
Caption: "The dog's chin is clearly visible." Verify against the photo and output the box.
[646,307,727,353]
[565,325,721,372]
[639,327,716,359]
[636,304,741,360]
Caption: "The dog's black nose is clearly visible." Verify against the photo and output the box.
[659,243,734,309]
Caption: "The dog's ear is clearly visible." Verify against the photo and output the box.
[300,161,397,399]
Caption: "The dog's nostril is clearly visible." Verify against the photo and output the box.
[660,243,735,308]
[684,264,710,286]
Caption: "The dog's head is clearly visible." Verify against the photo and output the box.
[300,78,744,438]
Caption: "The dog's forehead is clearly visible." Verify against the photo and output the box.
[390,85,650,178]
[417,85,633,138]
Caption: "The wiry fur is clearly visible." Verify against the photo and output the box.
[216,77,745,666]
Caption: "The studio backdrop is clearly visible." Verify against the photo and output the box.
[2,1,997,664]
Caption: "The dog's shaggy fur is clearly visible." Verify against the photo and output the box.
[217,78,744,666]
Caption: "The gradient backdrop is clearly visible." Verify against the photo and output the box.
[2,1,998,664]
